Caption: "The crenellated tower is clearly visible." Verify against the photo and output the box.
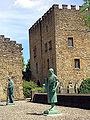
[29,4,90,90]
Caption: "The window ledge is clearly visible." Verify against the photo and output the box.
[75,68,80,70]
[68,46,73,48]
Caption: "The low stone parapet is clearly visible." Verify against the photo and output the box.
[33,93,90,109]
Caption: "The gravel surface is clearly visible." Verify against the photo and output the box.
[0,100,90,120]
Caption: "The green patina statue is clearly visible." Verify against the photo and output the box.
[6,77,15,105]
[44,68,61,115]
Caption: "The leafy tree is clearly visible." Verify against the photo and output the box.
[26,59,31,72]
[22,56,25,72]
[23,59,31,81]
[79,0,90,28]
[78,78,90,94]
[23,80,45,98]
[23,80,37,98]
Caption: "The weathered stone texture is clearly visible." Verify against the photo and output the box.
[29,4,90,90]
[0,35,24,100]
[55,5,90,87]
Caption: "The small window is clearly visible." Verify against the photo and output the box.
[68,37,73,47]
[33,46,37,58]
[36,63,38,73]
[49,40,52,50]
[45,43,47,52]
[74,59,80,69]
[46,25,48,32]
[47,59,49,70]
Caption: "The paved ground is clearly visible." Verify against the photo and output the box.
[0,100,90,120]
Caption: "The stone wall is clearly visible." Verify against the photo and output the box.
[0,35,24,101]
[29,19,43,84]
[29,4,90,89]
[54,4,90,87]
[29,6,57,85]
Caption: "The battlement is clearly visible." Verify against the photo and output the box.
[60,4,84,10]
[29,4,88,31]
[0,35,23,51]
[4,38,10,42]
[0,35,5,40]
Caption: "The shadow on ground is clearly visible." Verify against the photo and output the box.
[0,104,5,106]
[26,113,43,116]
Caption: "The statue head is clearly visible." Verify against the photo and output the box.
[8,77,11,81]
[49,68,54,75]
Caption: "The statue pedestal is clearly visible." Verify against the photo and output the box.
[43,109,61,116]
[6,103,15,106]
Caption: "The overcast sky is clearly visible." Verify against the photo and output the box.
[0,0,84,64]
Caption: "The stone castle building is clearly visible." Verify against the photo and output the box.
[29,4,90,90]
[0,35,24,100]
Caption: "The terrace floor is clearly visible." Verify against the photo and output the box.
[0,100,90,120]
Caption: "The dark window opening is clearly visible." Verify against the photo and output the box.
[46,25,48,32]
[75,59,80,69]
[36,63,38,73]
[49,40,52,50]
[47,59,49,70]
[33,46,37,58]
[45,42,47,52]
[68,37,73,47]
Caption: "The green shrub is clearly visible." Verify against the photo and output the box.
[23,80,37,98]
[23,80,46,98]
[78,78,90,94]
[32,86,45,93]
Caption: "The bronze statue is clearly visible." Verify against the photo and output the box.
[6,77,15,105]
[44,68,61,115]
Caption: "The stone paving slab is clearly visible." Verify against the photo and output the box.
[0,100,90,120]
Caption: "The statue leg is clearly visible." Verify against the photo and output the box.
[49,103,56,111]
[44,103,61,115]
[9,95,14,103]
[6,95,15,105]
[10,94,14,103]
[9,95,12,103]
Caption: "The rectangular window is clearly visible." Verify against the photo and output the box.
[33,46,36,58]
[47,59,49,69]
[36,63,38,73]
[74,59,80,69]
[46,25,48,32]
[68,37,73,47]
[45,43,47,52]
[49,40,52,50]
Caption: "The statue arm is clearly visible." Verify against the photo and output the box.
[52,78,59,92]
[8,82,14,88]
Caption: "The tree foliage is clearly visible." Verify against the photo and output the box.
[23,80,45,98]
[22,56,25,72]
[26,59,31,72]
[22,59,31,81]
[23,80,37,98]
[79,0,90,28]
[78,78,90,94]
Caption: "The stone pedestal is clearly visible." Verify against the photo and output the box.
[6,103,15,106]
[31,90,38,101]
[68,81,74,94]
[60,87,67,94]
[59,82,67,94]
[44,109,61,116]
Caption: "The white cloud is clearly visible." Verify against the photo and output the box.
[14,0,44,8]
[0,11,35,21]
[14,0,53,9]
